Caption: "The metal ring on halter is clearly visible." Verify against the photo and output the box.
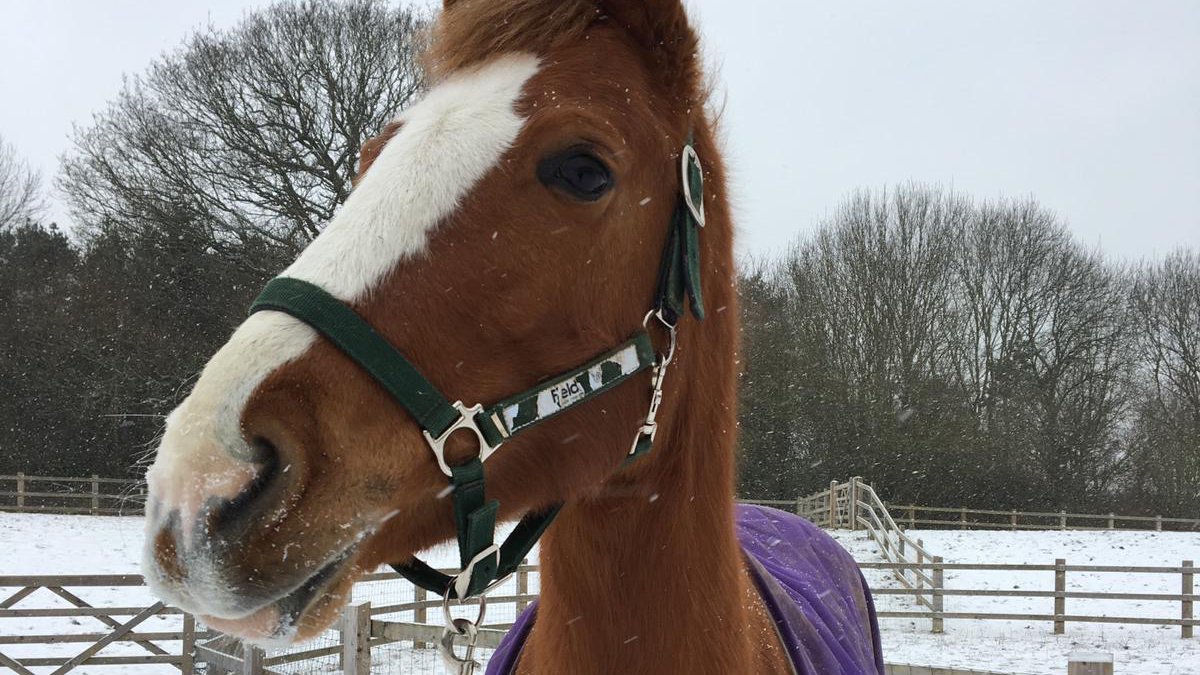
[642,309,678,366]
[680,144,706,228]
[442,590,489,630]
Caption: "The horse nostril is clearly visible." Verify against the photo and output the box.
[250,436,280,466]
[208,436,284,540]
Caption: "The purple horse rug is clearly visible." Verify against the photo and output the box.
[486,504,885,674]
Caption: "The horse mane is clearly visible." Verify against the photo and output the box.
[425,0,599,78]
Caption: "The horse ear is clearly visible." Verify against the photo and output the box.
[355,121,403,186]
[597,0,701,105]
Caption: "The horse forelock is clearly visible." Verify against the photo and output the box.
[426,0,597,79]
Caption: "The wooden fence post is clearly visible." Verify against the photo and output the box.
[342,602,372,675]
[1156,515,1163,532]
[1107,513,1115,530]
[1183,560,1194,639]
[960,507,967,529]
[931,556,944,634]
[518,560,531,613]
[91,475,100,515]
[795,495,804,517]
[848,477,859,531]
[1011,510,1018,531]
[825,478,835,526]
[242,645,264,675]
[16,472,25,510]
[1068,652,1113,675]
[1059,511,1067,530]
[908,506,915,530]
[915,539,925,591]
[181,613,195,675]
[414,586,428,649]
[1054,558,1067,634]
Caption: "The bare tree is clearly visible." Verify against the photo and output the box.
[735,185,1137,508]
[949,199,1133,506]
[1125,249,1200,514]
[0,135,45,229]
[60,0,428,266]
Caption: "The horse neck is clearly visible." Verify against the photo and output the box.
[522,164,757,673]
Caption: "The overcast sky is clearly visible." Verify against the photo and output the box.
[1,0,1196,259]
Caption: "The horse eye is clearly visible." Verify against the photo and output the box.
[538,150,613,201]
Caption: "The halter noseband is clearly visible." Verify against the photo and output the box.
[247,138,706,648]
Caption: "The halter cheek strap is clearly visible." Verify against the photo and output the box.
[247,139,707,604]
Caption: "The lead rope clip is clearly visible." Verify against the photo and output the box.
[439,594,487,675]
[631,310,678,456]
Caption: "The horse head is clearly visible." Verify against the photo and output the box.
[142,0,732,645]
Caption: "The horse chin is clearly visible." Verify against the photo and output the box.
[202,554,362,647]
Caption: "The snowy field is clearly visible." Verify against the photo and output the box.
[1,513,1198,674]
[830,528,1200,675]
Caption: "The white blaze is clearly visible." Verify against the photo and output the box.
[144,54,541,538]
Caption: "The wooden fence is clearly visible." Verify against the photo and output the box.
[0,574,205,673]
[6,472,1197,533]
[0,566,536,675]
[886,504,1200,532]
[0,475,143,516]
[787,478,1198,639]
[861,559,1197,639]
[745,492,1200,533]
[2,545,1192,673]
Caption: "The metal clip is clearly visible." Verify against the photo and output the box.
[439,594,488,675]
[631,312,678,456]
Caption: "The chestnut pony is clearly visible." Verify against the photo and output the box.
[142,1,882,673]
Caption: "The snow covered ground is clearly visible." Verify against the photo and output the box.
[2,513,1198,674]
[830,528,1200,675]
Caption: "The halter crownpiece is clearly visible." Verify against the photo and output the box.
[248,138,706,674]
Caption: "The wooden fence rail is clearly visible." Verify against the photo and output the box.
[886,503,1200,532]
[0,474,144,516]
[5,473,1197,532]
[0,574,207,674]
[745,485,1200,534]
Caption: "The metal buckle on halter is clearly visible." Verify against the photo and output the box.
[681,144,706,228]
[424,402,503,477]
[451,544,501,600]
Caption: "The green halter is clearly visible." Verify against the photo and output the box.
[248,140,706,602]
